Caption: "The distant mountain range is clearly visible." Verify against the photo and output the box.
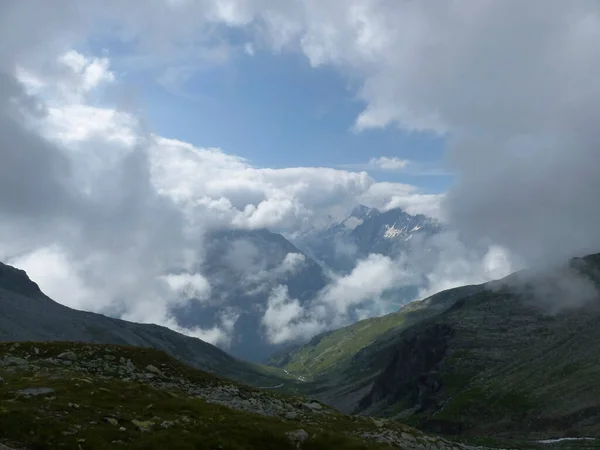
[169,206,443,362]
[291,204,443,273]
[4,246,600,442]
[171,228,328,362]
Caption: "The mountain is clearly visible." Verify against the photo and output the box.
[268,253,600,441]
[0,261,284,387]
[171,228,328,362]
[293,205,442,273]
[350,208,443,258]
[290,205,381,272]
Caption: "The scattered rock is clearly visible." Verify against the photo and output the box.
[119,427,127,432]
[1,356,28,366]
[401,432,417,442]
[285,429,309,448]
[132,419,154,432]
[105,417,119,426]
[0,444,18,450]
[0,377,4,383]
[68,402,80,409]
[72,377,93,384]
[146,364,165,377]
[285,411,298,420]
[16,387,55,397]
[372,418,385,428]
[302,401,323,411]
[160,420,175,429]
[57,351,77,361]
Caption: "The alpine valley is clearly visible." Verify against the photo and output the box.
[4,237,600,448]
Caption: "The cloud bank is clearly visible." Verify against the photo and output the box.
[0,39,437,348]
[3,0,597,348]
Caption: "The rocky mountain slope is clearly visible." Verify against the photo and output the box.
[0,341,511,450]
[268,254,600,442]
[266,285,482,381]
[293,205,442,273]
[172,228,328,362]
[0,261,283,387]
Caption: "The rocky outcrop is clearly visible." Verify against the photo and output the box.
[0,341,511,450]
[358,323,453,414]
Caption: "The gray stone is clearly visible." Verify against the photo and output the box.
[16,387,55,397]
[284,411,298,420]
[105,417,119,426]
[57,351,77,361]
[146,364,165,377]
[0,443,19,450]
[302,401,323,411]
[1,356,28,366]
[160,420,175,429]
[285,429,309,448]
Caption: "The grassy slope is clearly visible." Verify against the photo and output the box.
[354,256,600,440]
[267,255,600,442]
[0,341,473,450]
[267,313,407,380]
[266,284,482,382]
[0,261,289,389]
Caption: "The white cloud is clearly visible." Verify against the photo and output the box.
[261,233,514,345]
[262,285,306,345]
[6,0,589,351]
[341,156,410,172]
[414,236,513,300]
[184,309,240,347]
[369,157,409,171]
[319,254,408,317]
[8,245,96,311]
[261,253,416,344]
[359,182,444,220]
[1,44,439,352]
[162,272,211,303]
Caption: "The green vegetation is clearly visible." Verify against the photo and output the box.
[0,341,441,450]
[267,312,408,379]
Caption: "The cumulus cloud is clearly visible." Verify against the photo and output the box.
[149,135,376,232]
[341,157,410,172]
[261,253,417,344]
[359,182,444,220]
[261,233,514,345]
[0,41,431,349]
[4,0,592,350]
[78,0,598,270]
[241,0,600,267]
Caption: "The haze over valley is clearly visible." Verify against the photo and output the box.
[2,1,600,449]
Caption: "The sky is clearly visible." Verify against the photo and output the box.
[2,0,600,349]
[102,35,450,190]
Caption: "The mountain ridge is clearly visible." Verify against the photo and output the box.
[267,253,600,440]
[171,227,329,361]
[0,261,285,387]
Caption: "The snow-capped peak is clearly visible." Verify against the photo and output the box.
[384,224,406,238]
